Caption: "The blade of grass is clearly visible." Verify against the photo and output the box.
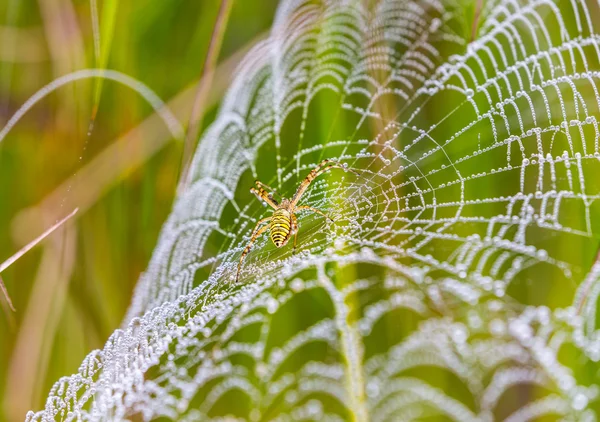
[90,0,101,63]
[576,246,600,315]
[0,208,78,313]
[92,0,118,118]
[0,25,47,63]
[0,0,21,117]
[0,279,17,329]
[4,223,77,421]
[0,69,184,145]
[0,275,15,312]
[11,35,265,246]
[37,0,86,129]
[470,0,483,42]
[0,208,78,273]
[179,0,234,192]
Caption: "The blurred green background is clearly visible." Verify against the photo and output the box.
[0,1,277,419]
[3,0,600,420]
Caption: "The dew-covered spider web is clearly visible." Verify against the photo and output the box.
[29,0,600,420]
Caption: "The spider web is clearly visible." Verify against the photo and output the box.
[29,0,600,420]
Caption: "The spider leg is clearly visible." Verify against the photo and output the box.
[314,159,361,176]
[255,180,282,200]
[295,205,335,223]
[251,184,279,209]
[291,159,360,206]
[236,217,271,282]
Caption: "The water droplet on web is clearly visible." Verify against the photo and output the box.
[290,278,304,292]
[573,393,588,410]
[30,2,600,419]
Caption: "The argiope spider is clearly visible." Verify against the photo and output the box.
[236,159,360,282]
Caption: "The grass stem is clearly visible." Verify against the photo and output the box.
[179,0,234,191]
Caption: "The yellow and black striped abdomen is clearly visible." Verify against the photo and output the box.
[270,208,292,247]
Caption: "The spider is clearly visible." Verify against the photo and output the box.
[236,159,360,282]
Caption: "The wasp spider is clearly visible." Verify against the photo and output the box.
[236,159,359,282]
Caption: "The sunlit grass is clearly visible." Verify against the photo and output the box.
[0,1,277,419]
[4,0,600,420]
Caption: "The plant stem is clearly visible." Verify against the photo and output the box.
[179,0,234,191]
[0,275,15,312]
[470,0,483,42]
[318,264,368,422]
[0,208,78,274]
[575,246,600,315]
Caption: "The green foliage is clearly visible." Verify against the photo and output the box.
[0,1,277,419]
[4,0,600,420]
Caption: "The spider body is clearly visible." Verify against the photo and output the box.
[236,159,359,282]
[270,206,294,247]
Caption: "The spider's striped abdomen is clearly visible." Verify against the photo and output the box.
[270,208,292,247]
